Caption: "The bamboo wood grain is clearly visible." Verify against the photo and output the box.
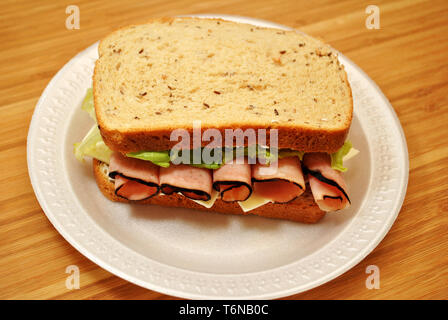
[1,0,447,300]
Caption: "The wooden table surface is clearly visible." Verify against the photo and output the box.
[1,0,447,300]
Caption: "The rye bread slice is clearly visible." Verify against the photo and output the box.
[93,17,353,153]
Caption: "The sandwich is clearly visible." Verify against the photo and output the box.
[75,17,358,223]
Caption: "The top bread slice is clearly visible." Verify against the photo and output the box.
[93,17,353,154]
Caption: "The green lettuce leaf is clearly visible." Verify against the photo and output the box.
[81,88,96,121]
[127,149,223,168]
[74,88,112,164]
[247,147,304,164]
[330,141,352,172]
[190,163,222,170]
[126,150,171,167]
[74,125,113,164]
[278,149,304,161]
[169,148,225,169]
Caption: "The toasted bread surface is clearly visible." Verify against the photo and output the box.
[94,17,352,153]
[93,159,325,223]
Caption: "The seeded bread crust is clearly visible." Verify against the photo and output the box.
[93,17,353,154]
[93,159,325,223]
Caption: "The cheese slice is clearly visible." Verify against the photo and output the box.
[343,147,360,162]
[190,190,219,209]
[190,189,271,212]
[238,193,272,212]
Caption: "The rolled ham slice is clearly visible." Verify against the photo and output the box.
[302,152,350,212]
[213,158,252,202]
[252,157,305,203]
[159,164,213,201]
[109,152,160,200]
[114,175,159,201]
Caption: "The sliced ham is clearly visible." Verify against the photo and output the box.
[114,175,159,201]
[213,158,252,202]
[109,152,160,200]
[159,164,213,201]
[252,156,305,203]
[302,152,350,212]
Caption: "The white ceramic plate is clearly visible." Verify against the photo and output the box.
[27,15,408,299]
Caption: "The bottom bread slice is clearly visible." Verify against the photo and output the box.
[93,159,326,223]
